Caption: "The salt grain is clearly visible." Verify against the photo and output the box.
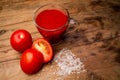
[54,48,86,76]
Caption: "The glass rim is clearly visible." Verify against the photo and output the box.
[33,3,70,31]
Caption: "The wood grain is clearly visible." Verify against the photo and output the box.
[0,0,120,80]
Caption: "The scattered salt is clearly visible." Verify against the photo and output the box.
[69,18,77,24]
[54,48,86,76]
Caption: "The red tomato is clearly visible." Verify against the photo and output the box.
[10,29,32,52]
[32,38,53,63]
[20,48,44,74]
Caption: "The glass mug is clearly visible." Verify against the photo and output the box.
[34,3,69,44]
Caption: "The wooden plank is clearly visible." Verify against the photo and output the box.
[0,0,120,80]
[0,21,37,40]
[0,59,87,80]
[0,21,119,62]
[0,39,120,80]
[0,20,119,79]
[0,1,39,27]
[0,0,75,27]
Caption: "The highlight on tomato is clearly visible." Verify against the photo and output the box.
[20,48,44,74]
[10,29,32,52]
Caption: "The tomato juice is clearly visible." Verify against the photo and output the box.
[34,4,69,44]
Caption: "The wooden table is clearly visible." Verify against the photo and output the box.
[0,0,120,80]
